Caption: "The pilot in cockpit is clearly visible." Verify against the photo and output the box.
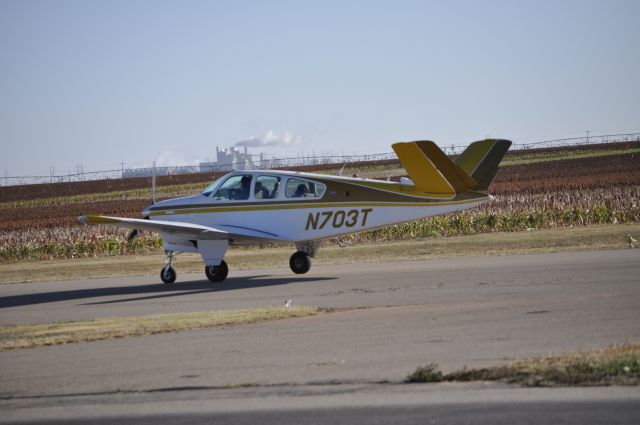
[238,175,251,199]
[293,184,308,197]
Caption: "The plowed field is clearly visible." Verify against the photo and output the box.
[1,143,638,261]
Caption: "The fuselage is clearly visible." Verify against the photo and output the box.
[144,170,489,244]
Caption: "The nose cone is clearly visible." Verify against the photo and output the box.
[142,198,169,216]
[142,195,203,216]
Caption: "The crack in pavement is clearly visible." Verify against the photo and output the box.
[1,379,397,401]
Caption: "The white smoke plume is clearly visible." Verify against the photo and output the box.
[154,150,192,167]
[153,150,207,167]
[235,130,301,148]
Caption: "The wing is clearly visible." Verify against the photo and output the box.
[78,215,284,243]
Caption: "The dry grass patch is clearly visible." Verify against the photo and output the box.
[407,342,640,386]
[0,307,319,351]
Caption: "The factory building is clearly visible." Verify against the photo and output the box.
[121,146,268,178]
[199,146,256,172]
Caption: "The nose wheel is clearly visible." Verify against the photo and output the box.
[160,250,177,284]
[290,251,311,274]
[205,260,229,282]
[160,266,176,284]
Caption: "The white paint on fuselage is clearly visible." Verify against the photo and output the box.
[153,199,486,243]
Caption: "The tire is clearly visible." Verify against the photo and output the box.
[289,251,311,274]
[205,260,229,282]
[160,266,177,284]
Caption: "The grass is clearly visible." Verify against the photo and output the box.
[1,223,638,284]
[406,342,640,386]
[4,200,638,262]
[0,307,319,351]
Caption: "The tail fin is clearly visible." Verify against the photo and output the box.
[391,141,455,195]
[455,139,512,190]
[392,139,511,194]
[411,141,480,192]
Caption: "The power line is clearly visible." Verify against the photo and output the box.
[3,132,639,186]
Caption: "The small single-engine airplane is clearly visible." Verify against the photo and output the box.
[80,139,511,283]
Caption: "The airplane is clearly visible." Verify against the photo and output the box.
[79,139,511,284]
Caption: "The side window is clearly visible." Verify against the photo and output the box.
[254,176,280,200]
[213,174,252,201]
[285,178,326,198]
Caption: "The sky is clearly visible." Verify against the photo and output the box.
[1,0,639,176]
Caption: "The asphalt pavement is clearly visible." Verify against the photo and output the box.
[1,249,639,423]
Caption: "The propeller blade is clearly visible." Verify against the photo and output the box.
[127,229,139,242]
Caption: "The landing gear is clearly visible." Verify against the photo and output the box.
[161,250,177,284]
[289,240,320,274]
[160,266,176,284]
[205,260,229,282]
[290,251,311,274]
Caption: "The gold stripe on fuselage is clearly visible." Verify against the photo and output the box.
[148,196,487,217]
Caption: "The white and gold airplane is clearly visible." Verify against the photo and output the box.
[80,139,511,283]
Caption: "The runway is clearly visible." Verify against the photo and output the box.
[1,249,639,423]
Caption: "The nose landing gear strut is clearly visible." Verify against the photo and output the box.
[160,250,177,284]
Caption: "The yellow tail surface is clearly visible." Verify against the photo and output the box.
[391,142,456,195]
[393,139,511,194]
[455,139,512,190]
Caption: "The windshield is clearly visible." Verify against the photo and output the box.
[212,174,252,201]
[201,177,225,196]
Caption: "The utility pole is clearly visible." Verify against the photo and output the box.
[121,162,125,179]
[76,164,84,181]
[585,130,590,144]
[151,161,157,203]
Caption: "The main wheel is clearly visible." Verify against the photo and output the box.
[289,251,311,274]
[205,260,229,282]
[160,266,176,284]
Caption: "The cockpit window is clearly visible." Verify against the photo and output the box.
[212,174,253,201]
[201,178,224,196]
[254,175,280,200]
[285,178,326,198]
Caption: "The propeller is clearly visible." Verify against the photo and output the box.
[126,214,150,242]
[127,229,139,242]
